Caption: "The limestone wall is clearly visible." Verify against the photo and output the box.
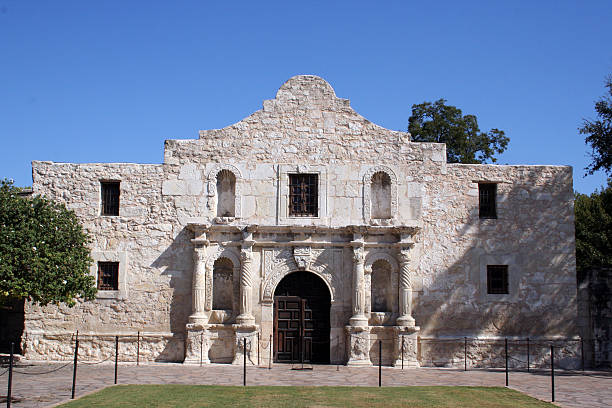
[23,76,577,365]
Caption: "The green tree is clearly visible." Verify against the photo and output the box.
[574,179,612,277]
[580,76,612,176]
[408,99,509,164]
[0,179,96,306]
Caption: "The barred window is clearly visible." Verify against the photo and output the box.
[487,265,508,294]
[101,181,120,216]
[98,262,119,291]
[479,183,497,219]
[289,174,318,217]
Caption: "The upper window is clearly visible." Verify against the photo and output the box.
[98,261,119,291]
[479,183,497,219]
[370,171,392,219]
[487,265,508,294]
[289,174,318,217]
[101,181,120,216]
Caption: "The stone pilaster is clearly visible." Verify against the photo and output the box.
[393,325,420,368]
[396,246,416,327]
[346,325,372,366]
[189,245,209,325]
[236,245,255,325]
[349,237,368,327]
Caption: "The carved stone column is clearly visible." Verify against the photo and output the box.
[396,246,416,327]
[349,240,368,327]
[236,246,255,325]
[189,246,209,325]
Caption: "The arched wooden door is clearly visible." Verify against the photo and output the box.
[273,271,331,363]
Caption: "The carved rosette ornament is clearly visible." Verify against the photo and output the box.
[349,244,368,327]
[236,248,255,325]
[396,247,415,327]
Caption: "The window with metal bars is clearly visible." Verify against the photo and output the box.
[479,183,497,219]
[97,262,119,291]
[101,181,120,216]
[289,174,318,217]
[487,265,508,294]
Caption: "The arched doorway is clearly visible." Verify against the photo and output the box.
[273,271,331,363]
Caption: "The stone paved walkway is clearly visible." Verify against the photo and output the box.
[0,361,610,407]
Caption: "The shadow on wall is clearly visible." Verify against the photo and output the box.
[413,168,578,368]
[150,227,194,362]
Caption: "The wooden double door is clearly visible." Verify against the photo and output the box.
[273,272,330,363]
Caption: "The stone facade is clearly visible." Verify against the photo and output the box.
[24,75,578,367]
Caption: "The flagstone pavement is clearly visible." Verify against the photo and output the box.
[1,361,610,407]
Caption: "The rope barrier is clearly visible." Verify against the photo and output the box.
[79,354,115,365]
[11,361,72,375]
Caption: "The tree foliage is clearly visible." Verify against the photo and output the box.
[580,76,612,176]
[408,99,509,164]
[575,179,612,277]
[0,179,96,306]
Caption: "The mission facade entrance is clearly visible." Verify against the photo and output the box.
[273,272,331,363]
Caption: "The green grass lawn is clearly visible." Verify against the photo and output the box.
[58,385,555,407]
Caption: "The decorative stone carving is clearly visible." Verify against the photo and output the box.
[236,247,255,325]
[293,246,312,270]
[232,325,258,366]
[346,326,372,366]
[393,326,420,368]
[189,246,209,324]
[397,246,415,327]
[184,328,211,365]
[260,248,338,302]
[362,165,399,225]
[204,245,241,318]
[349,243,368,326]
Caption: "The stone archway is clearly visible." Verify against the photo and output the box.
[273,271,331,364]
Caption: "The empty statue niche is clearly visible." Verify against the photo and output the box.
[371,259,392,313]
[212,257,234,311]
[216,169,236,218]
[371,171,391,219]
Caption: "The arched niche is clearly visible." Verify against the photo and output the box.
[362,165,398,224]
[206,164,242,220]
[205,246,241,320]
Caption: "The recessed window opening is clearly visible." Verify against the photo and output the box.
[98,262,119,290]
[479,183,497,219]
[101,181,120,216]
[487,265,509,294]
[371,260,392,312]
[289,174,318,217]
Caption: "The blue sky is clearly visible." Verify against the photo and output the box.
[1,1,610,193]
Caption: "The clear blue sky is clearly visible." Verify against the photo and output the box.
[1,1,610,193]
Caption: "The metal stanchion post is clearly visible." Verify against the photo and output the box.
[581,337,584,372]
[505,338,508,387]
[137,331,140,366]
[71,336,79,399]
[401,336,404,370]
[7,342,14,408]
[269,334,272,370]
[378,340,382,387]
[257,332,260,366]
[243,338,247,386]
[526,337,530,372]
[200,332,203,367]
[114,336,119,385]
[464,337,467,371]
[551,345,555,402]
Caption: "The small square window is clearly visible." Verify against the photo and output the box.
[101,181,120,216]
[479,183,497,219]
[487,265,508,294]
[98,262,119,291]
[289,174,318,217]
